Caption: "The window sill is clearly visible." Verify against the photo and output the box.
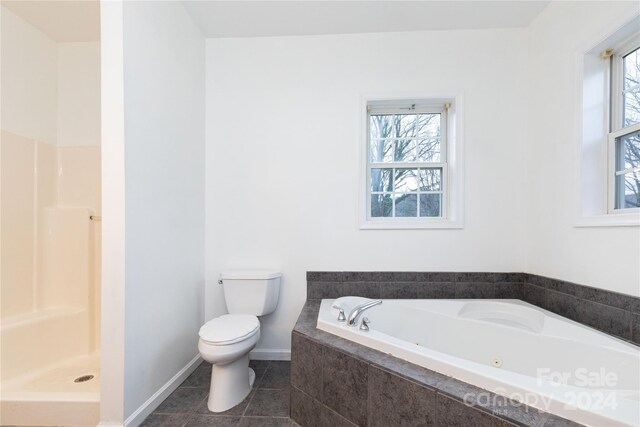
[574,213,640,228]
[360,218,464,230]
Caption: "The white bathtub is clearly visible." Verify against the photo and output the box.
[317,298,640,427]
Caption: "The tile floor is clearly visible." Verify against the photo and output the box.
[142,361,298,427]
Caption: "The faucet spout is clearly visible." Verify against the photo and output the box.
[347,299,382,326]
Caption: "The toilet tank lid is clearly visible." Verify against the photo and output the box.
[221,270,282,280]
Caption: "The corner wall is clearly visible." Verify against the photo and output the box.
[121,0,205,419]
[525,1,640,296]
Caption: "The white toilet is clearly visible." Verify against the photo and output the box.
[198,270,281,412]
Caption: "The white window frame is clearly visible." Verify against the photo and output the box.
[575,15,640,228]
[607,38,640,214]
[359,94,464,230]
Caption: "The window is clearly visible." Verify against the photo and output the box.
[608,42,640,212]
[578,18,639,226]
[361,97,463,229]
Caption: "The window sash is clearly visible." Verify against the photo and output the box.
[607,123,640,213]
[366,104,449,219]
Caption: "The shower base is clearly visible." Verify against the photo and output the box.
[0,353,100,426]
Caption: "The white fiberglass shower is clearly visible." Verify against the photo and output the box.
[0,2,101,425]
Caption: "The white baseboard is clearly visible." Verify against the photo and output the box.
[249,349,291,361]
[124,354,202,427]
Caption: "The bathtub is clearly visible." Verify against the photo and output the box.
[317,298,640,427]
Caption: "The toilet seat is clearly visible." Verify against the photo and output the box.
[199,314,259,345]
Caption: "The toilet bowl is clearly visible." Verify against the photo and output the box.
[198,271,281,413]
[198,314,261,412]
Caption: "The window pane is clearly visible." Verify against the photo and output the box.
[417,138,441,162]
[420,193,442,217]
[624,48,639,91]
[371,168,392,192]
[419,168,442,191]
[624,48,640,127]
[615,172,640,209]
[394,139,417,162]
[371,194,393,217]
[623,90,640,127]
[394,194,417,217]
[416,114,440,137]
[395,169,418,192]
[615,130,640,172]
[370,138,393,163]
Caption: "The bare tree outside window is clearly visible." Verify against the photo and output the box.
[616,47,640,209]
[369,107,446,218]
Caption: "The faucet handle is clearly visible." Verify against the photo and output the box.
[332,305,346,322]
[359,317,371,332]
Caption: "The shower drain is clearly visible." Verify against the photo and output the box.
[74,374,94,383]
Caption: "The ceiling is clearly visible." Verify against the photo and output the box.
[0,0,551,42]
[2,0,100,42]
[181,1,551,39]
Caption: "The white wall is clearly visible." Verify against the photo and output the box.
[526,1,640,297]
[1,5,58,145]
[205,29,529,354]
[58,42,101,147]
[122,1,205,419]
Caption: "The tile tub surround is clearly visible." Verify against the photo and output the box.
[291,301,585,427]
[306,272,640,345]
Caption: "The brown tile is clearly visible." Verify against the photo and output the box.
[252,368,267,388]
[142,413,192,426]
[494,283,524,300]
[308,282,343,299]
[307,272,344,282]
[580,300,631,339]
[320,406,357,427]
[368,366,435,426]
[343,272,382,281]
[238,417,292,427]
[455,282,494,299]
[321,347,368,426]
[523,284,545,307]
[436,394,494,427]
[417,282,455,299]
[245,388,290,417]
[542,414,585,426]
[182,362,212,387]
[185,415,240,427]
[342,282,380,299]
[416,272,455,282]
[545,290,581,321]
[155,387,208,414]
[291,387,321,427]
[291,333,323,399]
[260,361,290,390]
[195,390,253,416]
[494,273,524,283]
[632,312,640,345]
[377,272,418,281]
[455,273,495,283]
[379,281,417,299]
[580,287,632,310]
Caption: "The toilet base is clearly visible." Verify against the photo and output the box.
[206,354,255,412]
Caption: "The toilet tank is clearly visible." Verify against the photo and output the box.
[221,270,281,315]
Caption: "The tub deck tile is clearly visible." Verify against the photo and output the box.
[321,346,368,426]
[368,365,436,427]
[291,333,323,399]
[436,393,494,427]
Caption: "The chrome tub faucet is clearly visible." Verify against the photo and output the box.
[347,299,382,326]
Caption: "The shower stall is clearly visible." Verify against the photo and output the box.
[0,3,101,425]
